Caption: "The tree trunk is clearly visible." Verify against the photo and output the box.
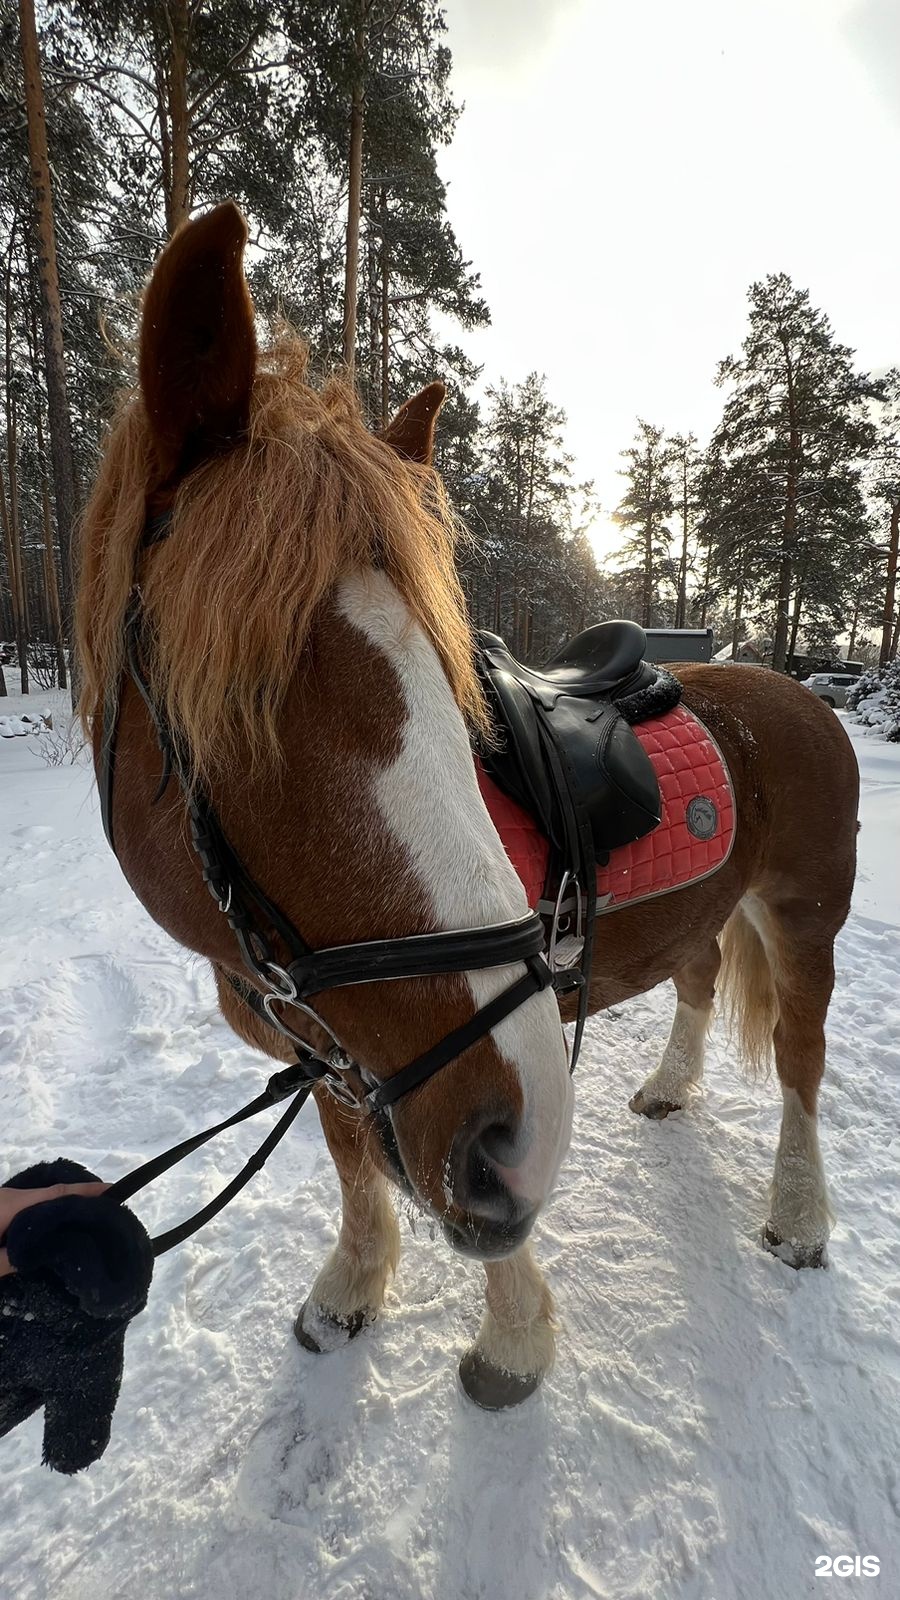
[847,591,861,660]
[2,225,28,697]
[165,0,191,233]
[771,549,792,672]
[36,405,66,688]
[365,232,378,405]
[890,605,900,663]
[642,447,654,628]
[27,294,66,687]
[18,0,77,656]
[730,578,744,661]
[642,515,653,629]
[787,584,804,674]
[879,498,900,668]
[2,400,28,695]
[380,185,389,425]
[0,453,26,694]
[773,343,800,673]
[675,451,689,628]
[699,532,712,627]
[342,4,368,374]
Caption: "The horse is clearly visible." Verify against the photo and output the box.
[76,202,859,1410]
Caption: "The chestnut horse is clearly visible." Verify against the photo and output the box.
[76,204,858,1409]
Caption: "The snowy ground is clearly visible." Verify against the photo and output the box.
[1,698,898,1600]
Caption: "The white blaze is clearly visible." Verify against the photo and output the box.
[337,569,573,1204]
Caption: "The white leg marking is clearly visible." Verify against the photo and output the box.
[768,1086,834,1250]
[337,570,572,1203]
[472,1244,557,1379]
[634,999,709,1108]
[303,1169,400,1349]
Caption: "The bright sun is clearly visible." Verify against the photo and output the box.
[586,513,622,566]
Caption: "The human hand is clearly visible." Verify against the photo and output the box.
[0,1182,108,1276]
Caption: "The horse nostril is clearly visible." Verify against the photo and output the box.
[478,1118,521,1168]
[455,1110,524,1217]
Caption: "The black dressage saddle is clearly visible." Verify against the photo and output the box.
[476,621,682,862]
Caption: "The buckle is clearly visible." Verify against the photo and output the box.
[322,1073,360,1108]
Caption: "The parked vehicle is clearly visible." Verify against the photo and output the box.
[793,656,864,681]
[803,672,858,708]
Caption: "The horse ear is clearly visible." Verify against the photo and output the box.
[139,201,257,483]
[380,382,446,465]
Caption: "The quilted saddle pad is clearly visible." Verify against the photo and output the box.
[476,703,735,914]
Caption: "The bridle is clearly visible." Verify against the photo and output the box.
[99,512,585,1128]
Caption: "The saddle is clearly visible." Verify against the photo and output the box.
[476,621,682,864]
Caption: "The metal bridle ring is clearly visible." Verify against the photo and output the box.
[263,963,298,1003]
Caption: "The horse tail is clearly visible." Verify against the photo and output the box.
[717,900,778,1078]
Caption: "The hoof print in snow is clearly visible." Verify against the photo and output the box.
[458,1349,542,1410]
[629,1089,682,1119]
[763,1225,827,1269]
[293,1299,373,1353]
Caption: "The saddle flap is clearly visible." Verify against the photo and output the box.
[584,701,662,848]
[481,670,556,840]
[477,626,673,863]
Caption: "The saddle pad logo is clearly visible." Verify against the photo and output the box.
[686,796,718,840]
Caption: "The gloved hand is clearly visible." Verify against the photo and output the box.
[0,1159,154,1473]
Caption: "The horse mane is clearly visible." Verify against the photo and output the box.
[76,334,486,785]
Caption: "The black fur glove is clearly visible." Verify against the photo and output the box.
[0,1159,154,1474]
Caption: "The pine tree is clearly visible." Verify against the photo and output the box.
[613,420,675,628]
[2,0,120,689]
[454,374,605,656]
[710,274,877,671]
[669,432,702,628]
[290,0,488,408]
[870,368,900,666]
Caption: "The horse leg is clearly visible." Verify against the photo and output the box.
[459,1244,556,1409]
[752,898,835,1268]
[295,1099,401,1352]
[629,937,721,1119]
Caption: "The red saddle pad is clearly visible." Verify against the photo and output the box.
[476,704,735,913]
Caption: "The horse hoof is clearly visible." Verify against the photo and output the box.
[293,1298,373,1353]
[458,1349,543,1410]
[629,1089,681,1119]
[763,1225,827,1269]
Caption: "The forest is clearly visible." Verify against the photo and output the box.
[2,0,899,695]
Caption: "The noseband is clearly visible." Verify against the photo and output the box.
[99,515,583,1122]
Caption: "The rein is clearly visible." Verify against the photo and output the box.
[97,514,587,1247]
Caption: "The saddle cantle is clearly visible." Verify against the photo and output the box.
[476,621,682,860]
[480,620,651,703]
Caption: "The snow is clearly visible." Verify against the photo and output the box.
[1,702,899,1600]
[849,661,900,744]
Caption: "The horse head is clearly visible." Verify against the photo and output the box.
[77,202,572,1262]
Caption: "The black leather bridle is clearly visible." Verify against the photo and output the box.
[99,515,582,1130]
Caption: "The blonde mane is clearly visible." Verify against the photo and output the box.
[76,336,486,785]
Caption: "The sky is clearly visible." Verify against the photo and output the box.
[436,0,900,558]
